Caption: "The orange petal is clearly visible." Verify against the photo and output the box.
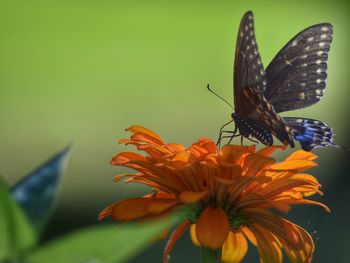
[283,199,330,212]
[282,220,314,263]
[190,138,217,155]
[195,207,230,249]
[241,226,257,246]
[171,151,196,166]
[221,231,248,263]
[143,192,177,200]
[242,154,275,176]
[249,223,283,263]
[166,143,186,153]
[269,159,317,172]
[126,125,165,145]
[286,150,318,161]
[190,224,201,246]
[179,190,209,204]
[104,198,151,221]
[103,197,177,221]
[113,173,136,182]
[110,152,147,165]
[256,145,285,157]
[219,145,255,166]
[163,220,190,263]
[147,199,179,214]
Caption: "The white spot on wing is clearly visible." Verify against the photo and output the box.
[319,42,325,47]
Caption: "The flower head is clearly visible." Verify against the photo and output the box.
[99,125,329,263]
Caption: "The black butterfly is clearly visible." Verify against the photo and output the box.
[218,10,338,151]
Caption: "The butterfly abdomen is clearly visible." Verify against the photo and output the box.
[232,112,273,145]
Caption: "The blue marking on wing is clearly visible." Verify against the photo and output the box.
[294,127,314,142]
[285,117,338,151]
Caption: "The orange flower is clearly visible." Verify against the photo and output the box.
[99,125,329,263]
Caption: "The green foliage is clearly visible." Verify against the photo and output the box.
[0,178,37,262]
[28,219,173,263]
[1,147,182,263]
[11,145,72,237]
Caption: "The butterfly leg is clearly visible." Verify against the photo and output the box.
[217,128,239,148]
[216,120,234,146]
[219,133,241,146]
[247,137,259,144]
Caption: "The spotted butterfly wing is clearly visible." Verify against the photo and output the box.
[264,24,333,112]
[232,11,294,147]
[264,24,338,151]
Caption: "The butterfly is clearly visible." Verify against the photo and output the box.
[218,10,339,151]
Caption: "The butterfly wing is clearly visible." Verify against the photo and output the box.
[233,11,294,147]
[284,117,338,151]
[238,85,294,146]
[233,10,266,112]
[264,24,333,113]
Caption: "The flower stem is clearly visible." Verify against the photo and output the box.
[200,247,221,263]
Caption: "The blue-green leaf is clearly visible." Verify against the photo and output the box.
[28,218,176,263]
[11,145,72,237]
[0,177,37,262]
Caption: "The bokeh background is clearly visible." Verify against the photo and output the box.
[0,0,349,262]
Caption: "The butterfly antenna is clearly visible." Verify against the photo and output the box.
[207,84,234,110]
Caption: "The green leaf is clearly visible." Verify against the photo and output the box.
[11,145,72,237]
[0,177,37,262]
[28,217,178,263]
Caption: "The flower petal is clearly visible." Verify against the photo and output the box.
[147,199,179,214]
[101,197,177,221]
[286,150,318,161]
[249,223,283,263]
[126,125,165,145]
[110,152,147,165]
[163,220,190,263]
[190,138,217,156]
[256,145,285,157]
[219,145,255,166]
[242,154,275,176]
[190,224,201,246]
[221,231,248,263]
[241,226,257,246]
[270,160,317,172]
[179,190,209,204]
[195,207,230,249]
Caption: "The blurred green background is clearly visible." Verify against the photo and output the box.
[0,0,349,262]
